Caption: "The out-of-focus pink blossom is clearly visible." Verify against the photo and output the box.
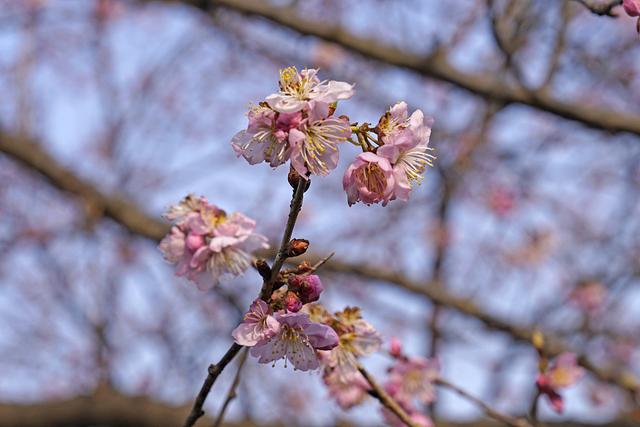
[323,369,370,409]
[488,185,516,217]
[375,102,435,202]
[389,337,403,358]
[623,0,640,16]
[288,274,324,303]
[536,352,584,413]
[289,101,351,177]
[251,312,338,371]
[343,152,395,206]
[266,67,354,113]
[569,281,606,313]
[385,355,439,405]
[231,299,280,346]
[159,195,269,290]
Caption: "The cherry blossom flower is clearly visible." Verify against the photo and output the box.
[266,66,354,113]
[377,102,435,202]
[317,307,382,379]
[159,195,269,290]
[251,312,339,371]
[386,356,439,405]
[231,104,297,168]
[231,299,280,346]
[623,0,640,16]
[323,368,370,409]
[536,352,584,413]
[289,101,351,177]
[343,152,395,206]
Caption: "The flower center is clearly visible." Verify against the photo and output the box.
[356,162,386,194]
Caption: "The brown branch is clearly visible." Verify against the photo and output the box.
[149,0,640,137]
[183,175,308,427]
[213,348,249,427]
[570,0,622,16]
[434,377,531,427]
[0,387,636,427]
[357,362,420,427]
[1,132,636,397]
[182,343,243,427]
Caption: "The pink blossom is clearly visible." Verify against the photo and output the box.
[159,196,269,290]
[385,356,439,405]
[319,307,382,379]
[569,281,606,313]
[536,353,584,413]
[323,369,370,409]
[288,274,324,303]
[289,101,351,177]
[250,312,339,371]
[389,337,403,358]
[231,299,280,346]
[623,0,640,16]
[376,102,435,202]
[231,105,295,168]
[343,152,395,206]
[266,67,354,113]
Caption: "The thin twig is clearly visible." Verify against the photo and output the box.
[434,377,532,427]
[308,251,335,272]
[260,176,307,300]
[182,177,308,427]
[357,362,420,427]
[181,343,243,427]
[213,348,249,427]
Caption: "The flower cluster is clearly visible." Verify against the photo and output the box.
[382,338,438,427]
[158,195,268,290]
[309,305,381,409]
[231,67,435,206]
[344,102,435,206]
[536,352,584,413]
[231,67,353,177]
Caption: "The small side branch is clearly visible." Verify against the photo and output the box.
[213,348,249,427]
[357,363,420,427]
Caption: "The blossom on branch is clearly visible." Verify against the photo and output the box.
[536,352,584,413]
[159,195,269,290]
[250,312,339,371]
[231,299,280,346]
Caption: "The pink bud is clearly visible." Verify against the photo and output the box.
[284,291,303,312]
[289,274,324,303]
[185,233,205,251]
[389,337,403,358]
[624,0,640,17]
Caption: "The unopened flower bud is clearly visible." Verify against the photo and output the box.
[254,259,272,280]
[284,291,303,312]
[288,167,311,191]
[289,274,324,304]
[286,238,309,257]
[389,337,403,358]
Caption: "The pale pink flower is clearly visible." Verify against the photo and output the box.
[231,105,296,167]
[251,312,339,371]
[385,356,439,405]
[376,102,435,202]
[536,352,584,413]
[289,101,351,176]
[231,299,280,346]
[319,307,382,379]
[623,0,640,16]
[266,67,354,113]
[323,369,370,409]
[288,274,324,304]
[343,152,395,206]
[569,281,606,313]
[159,196,269,290]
